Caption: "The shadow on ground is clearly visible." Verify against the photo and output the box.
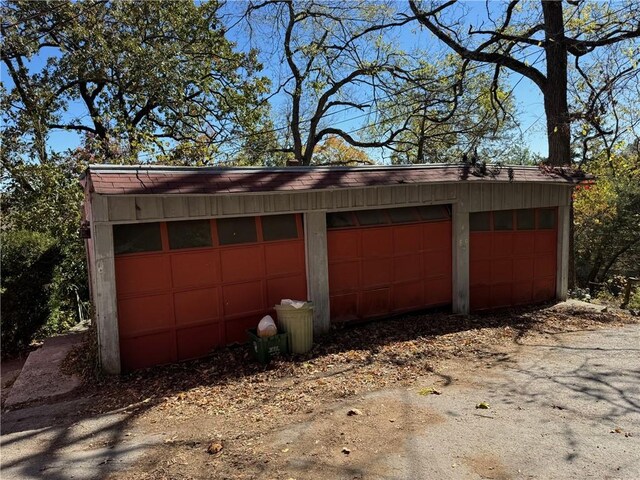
[11,301,627,423]
[1,398,157,480]
[1,303,636,480]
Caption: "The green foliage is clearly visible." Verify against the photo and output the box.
[1,155,88,351]
[586,279,640,311]
[226,118,289,167]
[408,0,640,166]
[371,57,519,164]
[1,230,61,356]
[247,0,424,165]
[1,0,269,164]
[574,146,640,286]
[629,288,640,310]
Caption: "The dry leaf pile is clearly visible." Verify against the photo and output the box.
[69,303,636,427]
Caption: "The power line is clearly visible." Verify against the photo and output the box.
[137,46,548,161]
[9,0,627,163]
[148,1,624,160]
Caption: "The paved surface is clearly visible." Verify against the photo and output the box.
[1,399,161,480]
[266,325,640,479]
[1,325,638,479]
[386,326,640,479]
[4,334,83,407]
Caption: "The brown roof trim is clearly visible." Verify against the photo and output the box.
[84,163,591,196]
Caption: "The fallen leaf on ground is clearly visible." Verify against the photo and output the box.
[417,387,441,396]
[207,442,223,455]
[476,402,490,409]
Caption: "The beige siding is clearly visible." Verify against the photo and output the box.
[91,193,109,222]
[163,197,188,218]
[377,187,393,205]
[466,183,571,212]
[135,197,163,220]
[108,197,136,221]
[187,197,210,217]
[100,182,572,223]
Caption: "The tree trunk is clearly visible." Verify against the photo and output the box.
[586,248,603,287]
[416,103,428,163]
[541,0,571,166]
[291,85,305,164]
[598,236,640,283]
[301,116,320,166]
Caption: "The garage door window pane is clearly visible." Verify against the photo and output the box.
[493,210,513,230]
[516,209,535,230]
[538,209,556,229]
[355,209,389,226]
[168,220,212,250]
[418,205,449,221]
[217,217,257,245]
[327,212,356,229]
[388,207,419,224]
[262,214,299,241]
[470,212,491,231]
[114,223,162,255]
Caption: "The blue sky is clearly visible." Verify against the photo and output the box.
[226,0,549,159]
[1,0,549,161]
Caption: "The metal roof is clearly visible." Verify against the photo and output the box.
[83,163,588,195]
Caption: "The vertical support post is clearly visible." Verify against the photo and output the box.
[556,203,570,301]
[452,188,470,314]
[93,222,121,374]
[304,211,330,335]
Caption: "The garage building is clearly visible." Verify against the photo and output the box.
[81,164,584,373]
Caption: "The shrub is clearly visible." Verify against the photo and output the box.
[1,156,89,352]
[1,230,61,356]
[629,288,640,310]
[574,148,640,287]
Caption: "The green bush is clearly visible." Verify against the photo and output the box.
[627,286,640,310]
[1,230,61,356]
[1,157,89,353]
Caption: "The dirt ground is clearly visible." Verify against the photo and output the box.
[1,356,27,406]
[2,302,639,479]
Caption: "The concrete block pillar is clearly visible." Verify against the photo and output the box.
[304,211,331,335]
[452,196,470,314]
[556,204,570,301]
[93,223,121,374]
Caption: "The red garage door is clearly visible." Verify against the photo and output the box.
[327,206,452,322]
[113,214,306,371]
[470,208,557,311]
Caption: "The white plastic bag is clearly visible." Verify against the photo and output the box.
[280,299,306,309]
[257,314,277,338]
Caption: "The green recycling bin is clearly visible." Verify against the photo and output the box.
[274,302,314,354]
[246,328,288,364]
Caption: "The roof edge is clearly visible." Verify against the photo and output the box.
[86,162,561,175]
